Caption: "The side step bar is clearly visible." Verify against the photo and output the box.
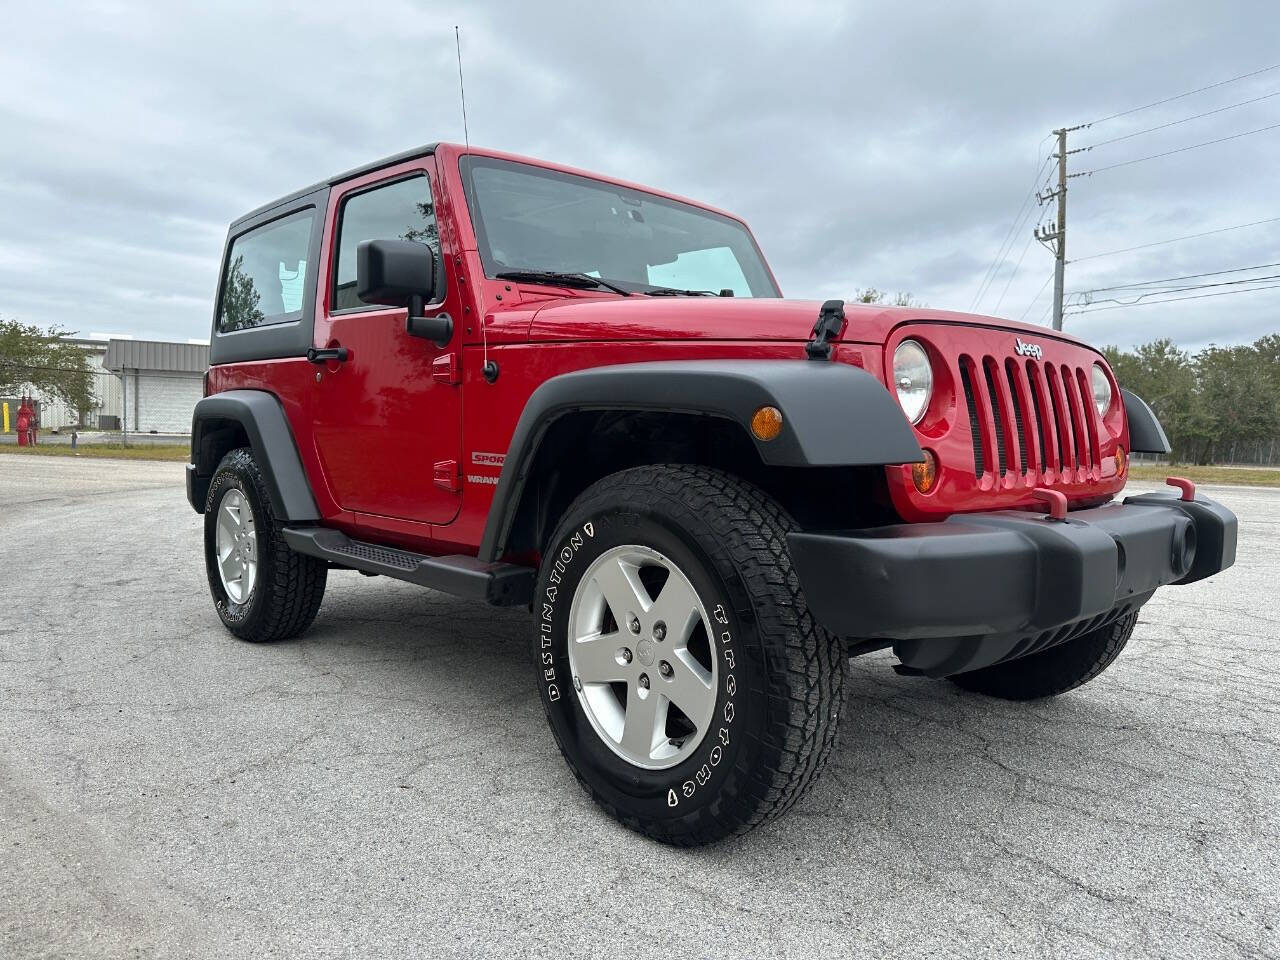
[282,527,534,607]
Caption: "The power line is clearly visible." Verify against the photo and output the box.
[1076,122,1280,176]
[1017,273,1053,322]
[1086,62,1280,127]
[971,152,1053,309]
[1070,261,1280,295]
[1080,89,1280,150]
[1070,272,1280,307]
[993,228,1037,313]
[1071,217,1280,262]
[1066,280,1280,315]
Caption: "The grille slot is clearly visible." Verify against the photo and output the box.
[983,359,1009,475]
[1045,364,1072,470]
[1006,358,1030,474]
[959,358,986,476]
[1075,365,1102,473]
[1061,365,1087,470]
[1026,360,1052,469]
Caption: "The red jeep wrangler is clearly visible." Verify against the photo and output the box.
[189,143,1237,845]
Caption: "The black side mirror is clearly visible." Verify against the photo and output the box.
[356,239,453,347]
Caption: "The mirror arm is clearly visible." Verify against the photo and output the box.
[406,296,453,349]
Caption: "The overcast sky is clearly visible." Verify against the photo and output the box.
[3,0,1278,351]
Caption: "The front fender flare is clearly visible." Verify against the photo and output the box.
[478,359,923,561]
[1121,388,1172,455]
[188,389,320,521]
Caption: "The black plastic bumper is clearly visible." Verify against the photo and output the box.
[788,492,1236,676]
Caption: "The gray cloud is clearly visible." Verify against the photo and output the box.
[3,0,1278,351]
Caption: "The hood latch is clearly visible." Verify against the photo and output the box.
[806,299,847,361]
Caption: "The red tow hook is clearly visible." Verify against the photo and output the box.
[1028,488,1068,521]
[1166,476,1196,501]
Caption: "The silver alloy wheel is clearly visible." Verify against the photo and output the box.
[567,544,717,770]
[215,488,258,604]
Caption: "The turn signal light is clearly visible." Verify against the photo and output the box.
[912,449,938,493]
[751,406,784,441]
[1115,446,1127,475]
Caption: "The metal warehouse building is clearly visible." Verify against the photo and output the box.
[103,339,209,434]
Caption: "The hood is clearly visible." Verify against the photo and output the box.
[509,295,1098,350]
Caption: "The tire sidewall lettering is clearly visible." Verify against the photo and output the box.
[537,506,753,820]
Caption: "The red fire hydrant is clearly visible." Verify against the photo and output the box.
[16,397,36,447]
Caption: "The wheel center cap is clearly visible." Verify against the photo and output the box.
[636,638,656,666]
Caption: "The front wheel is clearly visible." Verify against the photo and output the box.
[533,465,847,846]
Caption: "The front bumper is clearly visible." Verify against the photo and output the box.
[788,490,1236,676]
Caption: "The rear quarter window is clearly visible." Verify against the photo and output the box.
[218,209,315,331]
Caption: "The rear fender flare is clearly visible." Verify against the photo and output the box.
[188,390,320,521]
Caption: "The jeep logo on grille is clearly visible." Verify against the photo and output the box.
[1014,337,1043,360]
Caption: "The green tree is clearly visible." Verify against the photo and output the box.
[1102,339,1199,460]
[0,318,97,415]
[219,255,265,331]
[401,201,440,256]
[1104,334,1280,464]
[1193,343,1279,463]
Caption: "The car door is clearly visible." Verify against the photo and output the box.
[309,157,463,526]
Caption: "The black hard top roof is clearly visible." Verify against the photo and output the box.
[230,143,439,227]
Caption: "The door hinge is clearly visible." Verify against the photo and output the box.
[433,459,460,492]
[432,352,460,384]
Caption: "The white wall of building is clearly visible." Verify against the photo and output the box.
[128,372,203,434]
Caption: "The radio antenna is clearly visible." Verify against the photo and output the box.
[455,26,470,151]
[456,26,497,381]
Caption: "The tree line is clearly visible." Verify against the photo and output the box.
[1103,334,1280,465]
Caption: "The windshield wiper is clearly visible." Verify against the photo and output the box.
[644,287,721,297]
[495,270,632,297]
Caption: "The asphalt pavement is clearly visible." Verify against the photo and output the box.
[2,455,1276,959]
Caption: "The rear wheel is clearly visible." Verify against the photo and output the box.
[951,610,1139,701]
[534,465,847,846]
[204,448,327,642]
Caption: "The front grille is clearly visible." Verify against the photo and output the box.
[963,354,1102,483]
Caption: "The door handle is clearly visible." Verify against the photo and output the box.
[307,346,349,364]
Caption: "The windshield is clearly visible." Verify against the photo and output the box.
[461,156,779,297]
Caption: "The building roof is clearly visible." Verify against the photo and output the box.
[103,338,209,374]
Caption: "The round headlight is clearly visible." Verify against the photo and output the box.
[1091,363,1113,416]
[893,339,933,424]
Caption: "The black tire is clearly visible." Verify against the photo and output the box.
[204,447,327,643]
[534,465,847,846]
[951,610,1139,701]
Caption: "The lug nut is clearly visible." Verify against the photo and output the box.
[628,616,641,635]
[653,621,666,641]
[659,660,673,679]
[619,647,633,665]
[638,674,650,690]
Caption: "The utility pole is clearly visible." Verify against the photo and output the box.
[1035,124,1088,330]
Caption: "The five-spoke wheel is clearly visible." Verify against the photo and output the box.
[568,545,716,769]
[214,488,258,604]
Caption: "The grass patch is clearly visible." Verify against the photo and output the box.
[1128,463,1280,487]
[0,443,188,462]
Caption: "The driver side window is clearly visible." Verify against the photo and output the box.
[332,174,438,311]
